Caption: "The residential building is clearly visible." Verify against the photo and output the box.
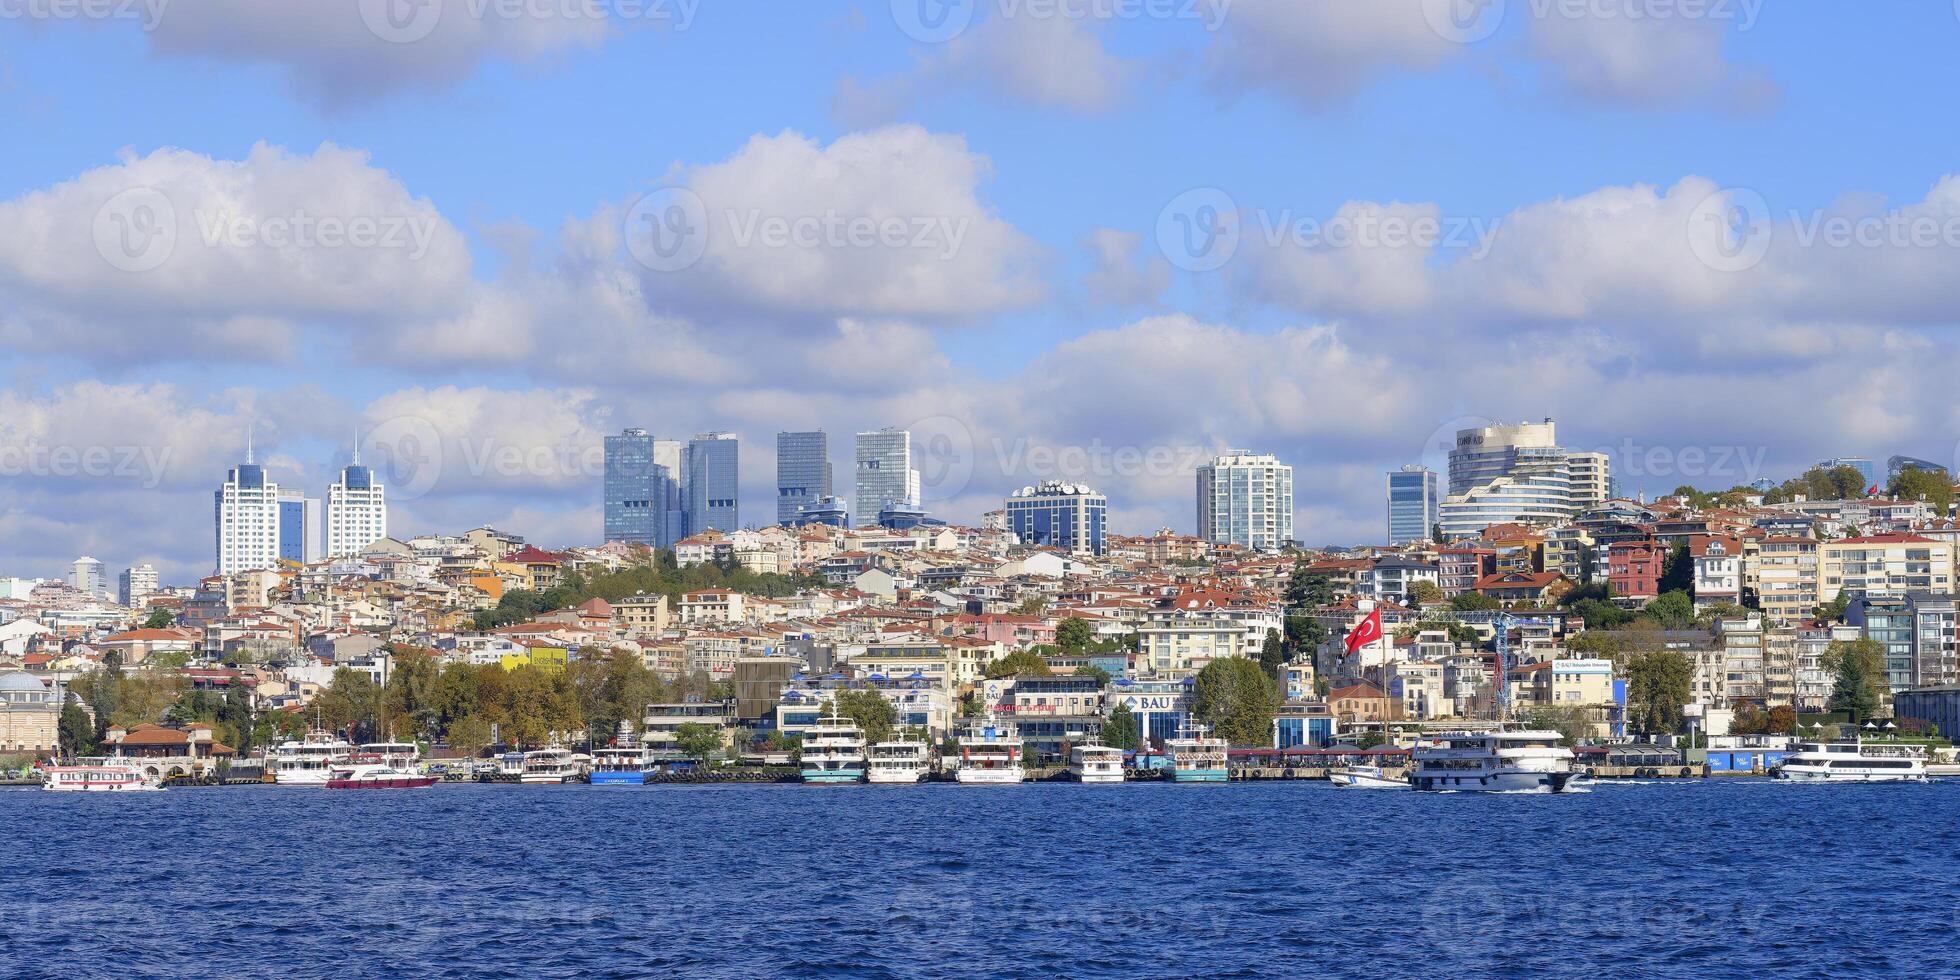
[1386,464,1439,545]
[1137,616,1247,675]
[1756,537,1819,626]
[214,448,281,576]
[775,430,832,527]
[0,672,58,753]
[1819,534,1953,603]
[1004,481,1108,556]
[1438,547,1495,598]
[1690,535,1743,608]
[324,456,387,558]
[118,563,158,609]
[854,428,918,522]
[1196,449,1294,552]
[685,432,740,535]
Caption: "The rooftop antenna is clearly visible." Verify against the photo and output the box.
[350,426,361,466]
[246,420,255,465]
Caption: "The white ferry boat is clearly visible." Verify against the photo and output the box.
[519,748,579,784]
[1410,730,1577,793]
[1068,740,1125,784]
[266,730,355,786]
[590,745,651,785]
[1166,723,1229,783]
[800,714,868,784]
[956,719,1025,784]
[1330,764,1409,790]
[357,741,421,770]
[865,737,930,784]
[42,762,161,792]
[325,755,438,790]
[1774,740,1929,783]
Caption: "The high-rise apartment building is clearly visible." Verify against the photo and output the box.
[118,563,158,608]
[325,454,387,558]
[1437,420,1611,539]
[1005,481,1108,556]
[276,488,320,564]
[854,428,918,524]
[1196,450,1294,552]
[686,433,740,534]
[1386,465,1439,545]
[605,428,673,547]
[776,431,832,526]
[215,448,281,576]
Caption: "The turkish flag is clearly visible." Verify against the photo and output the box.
[1344,608,1383,655]
[1867,485,1881,497]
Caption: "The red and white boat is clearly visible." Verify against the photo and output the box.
[42,763,162,792]
[324,754,437,790]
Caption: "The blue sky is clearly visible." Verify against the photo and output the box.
[4,1,1960,583]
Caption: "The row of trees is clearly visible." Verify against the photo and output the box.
[473,550,824,630]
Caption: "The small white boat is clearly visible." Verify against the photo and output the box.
[1068,740,1125,784]
[42,762,162,792]
[1330,764,1408,790]
[866,738,930,784]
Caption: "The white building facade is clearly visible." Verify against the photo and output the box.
[1196,450,1294,552]
[325,462,388,557]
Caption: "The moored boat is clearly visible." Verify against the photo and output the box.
[866,737,929,784]
[955,718,1024,785]
[800,714,868,784]
[1410,730,1577,793]
[519,748,579,784]
[1068,740,1125,784]
[1166,723,1228,783]
[590,721,650,785]
[266,730,354,786]
[42,762,162,792]
[1773,739,1929,783]
[325,754,438,790]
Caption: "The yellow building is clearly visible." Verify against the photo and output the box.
[1819,534,1953,603]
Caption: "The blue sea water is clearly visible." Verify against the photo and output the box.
[4,779,1959,979]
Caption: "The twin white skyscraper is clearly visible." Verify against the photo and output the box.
[213,432,389,575]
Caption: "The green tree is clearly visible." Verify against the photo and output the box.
[1450,591,1499,612]
[149,650,192,670]
[1284,614,1326,654]
[141,607,175,629]
[831,689,899,745]
[1190,657,1280,746]
[673,722,724,762]
[1284,565,1335,611]
[447,715,493,757]
[1815,592,1851,622]
[1073,664,1112,686]
[1257,628,1286,676]
[1889,466,1955,516]
[58,694,97,756]
[1625,649,1693,736]
[1646,590,1695,630]
[1525,705,1595,746]
[1567,629,1623,662]
[1103,702,1139,750]
[1055,617,1094,653]
[985,649,1053,679]
[1826,638,1885,724]
[1407,580,1444,605]
[1657,544,1694,596]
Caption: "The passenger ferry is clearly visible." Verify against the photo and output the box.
[357,742,421,770]
[1330,764,1409,790]
[589,745,651,785]
[800,714,868,784]
[42,762,161,792]
[325,754,438,790]
[1774,740,1929,783]
[955,719,1025,784]
[1166,723,1229,783]
[865,737,930,784]
[266,730,355,786]
[1410,730,1577,793]
[1068,739,1125,784]
[519,748,580,784]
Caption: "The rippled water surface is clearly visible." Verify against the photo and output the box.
[6,779,1959,978]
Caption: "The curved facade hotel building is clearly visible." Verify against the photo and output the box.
[1437,420,1610,539]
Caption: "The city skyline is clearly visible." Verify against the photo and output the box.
[8,7,1960,584]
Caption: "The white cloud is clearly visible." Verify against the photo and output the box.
[1525,8,1776,110]
[1079,229,1170,307]
[1206,0,1462,108]
[838,10,1140,122]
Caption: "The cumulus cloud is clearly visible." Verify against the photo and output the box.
[1079,229,1170,307]
[144,0,618,108]
[1205,0,1463,108]
[837,9,1140,123]
[1525,7,1777,110]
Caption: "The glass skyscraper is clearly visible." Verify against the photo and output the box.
[686,432,740,534]
[605,428,681,547]
[855,428,918,523]
[1386,465,1439,545]
[1005,481,1108,556]
[776,431,832,526]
